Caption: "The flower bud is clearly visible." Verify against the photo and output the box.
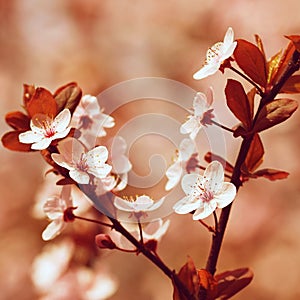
[95,234,116,250]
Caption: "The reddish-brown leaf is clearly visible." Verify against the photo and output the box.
[253,168,289,181]
[23,84,36,106]
[225,79,252,129]
[198,269,218,300]
[253,98,298,133]
[247,88,256,119]
[173,256,199,300]
[204,152,234,174]
[254,34,266,61]
[53,82,82,114]
[280,75,300,93]
[267,50,282,84]
[285,35,300,52]
[244,134,264,173]
[270,42,295,86]
[215,268,253,299]
[234,39,267,87]
[5,111,30,130]
[26,87,58,117]
[1,131,32,152]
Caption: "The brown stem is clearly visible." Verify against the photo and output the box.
[205,49,300,275]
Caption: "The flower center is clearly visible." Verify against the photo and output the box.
[76,153,89,172]
[200,189,214,203]
[42,121,56,138]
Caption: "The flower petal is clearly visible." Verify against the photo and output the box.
[181,173,200,195]
[42,219,65,241]
[86,146,109,167]
[193,92,208,116]
[173,196,201,214]
[114,197,135,212]
[223,27,234,48]
[31,137,52,150]
[193,63,220,80]
[52,109,71,132]
[81,95,100,116]
[193,201,217,220]
[178,138,195,161]
[180,117,199,139]
[203,161,224,193]
[147,197,165,211]
[51,153,74,170]
[88,163,112,179]
[19,130,43,144]
[215,182,236,208]
[57,137,85,164]
[69,169,90,184]
[165,160,182,191]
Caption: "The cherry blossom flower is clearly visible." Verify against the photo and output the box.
[173,161,236,220]
[18,108,71,150]
[51,138,112,184]
[165,138,198,191]
[72,94,115,147]
[180,88,214,140]
[42,186,73,241]
[193,27,237,80]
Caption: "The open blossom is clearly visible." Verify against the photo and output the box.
[193,27,237,80]
[165,138,198,191]
[19,108,71,150]
[114,195,164,214]
[42,186,73,241]
[72,94,115,147]
[173,161,236,220]
[52,137,112,184]
[180,88,214,140]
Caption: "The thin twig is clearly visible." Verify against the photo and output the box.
[211,119,234,133]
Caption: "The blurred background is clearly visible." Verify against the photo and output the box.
[1,0,300,299]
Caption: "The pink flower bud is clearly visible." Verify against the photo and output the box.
[95,234,116,249]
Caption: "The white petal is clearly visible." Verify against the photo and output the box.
[42,220,65,241]
[203,161,224,193]
[173,196,201,214]
[165,161,182,191]
[109,136,127,157]
[51,153,74,170]
[215,182,236,208]
[57,137,85,164]
[205,87,214,107]
[114,173,128,191]
[222,41,237,60]
[52,127,71,140]
[31,138,52,150]
[112,155,132,174]
[81,95,100,116]
[88,163,112,179]
[114,197,135,212]
[181,173,200,195]
[193,92,208,116]
[60,185,72,207]
[143,219,170,241]
[223,27,234,47]
[193,201,217,220]
[52,109,71,132]
[180,117,198,137]
[193,63,220,80]
[19,130,43,144]
[179,138,195,161]
[147,197,165,211]
[69,169,90,184]
[86,146,109,166]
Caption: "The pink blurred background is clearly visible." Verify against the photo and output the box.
[1,0,300,299]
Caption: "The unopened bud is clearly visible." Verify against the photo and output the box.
[95,234,116,249]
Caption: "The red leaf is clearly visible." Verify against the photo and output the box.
[225,79,252,129]
[267,50,282,84]
[198,269,218,300]
[254,34,266,61]
[285,35,300,52]
[204,152,234,174]
[234,39,267,87]
[270,42,295,86]
[173,257,199,300]
[53,82,82,114]
[247,88,256,119]
[253,168,289,181]
[5,111,30,130]
[244,134,264,173]
[1,131,32,152]
[280,75,300,93]
[215,268,253,299]
[26,87,58,117]
[253,98,298,133]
